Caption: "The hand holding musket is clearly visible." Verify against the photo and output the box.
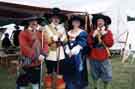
[96,30,102,44]
[94,26,106,43]
[94,26,111,57]
[30,26,46,64]
[31,25,43,48]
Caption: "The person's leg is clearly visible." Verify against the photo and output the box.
[45,60,55,74]
[32,83,39,89]
[59,60,65,75]
[101,60,112,89]
[19,87,26,89]
[93,80,98,89]
[103,81,111,89]
[89,60,100,89]
[30,66,40,89]
[16,73,29,89]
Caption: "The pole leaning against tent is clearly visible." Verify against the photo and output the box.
[121,31,129,63]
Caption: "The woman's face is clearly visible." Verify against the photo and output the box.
[72,20,81,28]
[97,18,105,28]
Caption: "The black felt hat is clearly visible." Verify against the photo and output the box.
[50,8,63,18]
[92,14,111,25]
[43,8,67,23]
[21,16,44,26]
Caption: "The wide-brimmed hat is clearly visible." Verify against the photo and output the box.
[44,8,67,23]
[50,8,62,18]
[92,14,111,25]
[20,16,44,26]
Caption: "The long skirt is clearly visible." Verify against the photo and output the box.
[62,55,88,89]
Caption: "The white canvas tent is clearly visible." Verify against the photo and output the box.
[1,24,23,40]
[0,0,117,14]
[0,0,135,50]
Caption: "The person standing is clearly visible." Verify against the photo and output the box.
[2,33,12,48]
[64,16,88,89]
[44,8,67,88]
[12,25,21,47]
[87,14,114,89]
[16,16,48,89]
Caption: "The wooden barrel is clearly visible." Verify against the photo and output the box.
[43,75,53,89]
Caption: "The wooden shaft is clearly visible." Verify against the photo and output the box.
[97,31,111,57]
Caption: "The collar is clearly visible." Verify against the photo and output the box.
[68,29,84,38]
[50,23,57,28]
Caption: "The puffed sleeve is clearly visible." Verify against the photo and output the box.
[71,31,88,55]
[87,31,94,48]
[76,31,88,47]
[102,30,114,47]
[19,31,35,59]
[42,31,49,54]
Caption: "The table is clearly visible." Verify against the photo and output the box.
[0,51,20,67]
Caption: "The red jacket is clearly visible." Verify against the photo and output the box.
[87,30,114,61]
[19,30,48,59]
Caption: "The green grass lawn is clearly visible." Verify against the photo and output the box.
[0,55,135,89]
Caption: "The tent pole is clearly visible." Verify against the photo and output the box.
[84,12,91,88]
[121,31,129,63]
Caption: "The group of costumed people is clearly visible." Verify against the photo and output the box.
[16,8,114,89]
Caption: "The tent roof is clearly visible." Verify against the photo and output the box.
[0,1,84,26]
[0,1,83,19]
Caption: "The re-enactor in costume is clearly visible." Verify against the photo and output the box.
[16,17,48,89]
[44,8,67,89]
[87,14,114,89]
[64,16,88,89]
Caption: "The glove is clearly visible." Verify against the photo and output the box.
[71,45,82,55]
[52,35,58,42]
[65,45,71,54]
[38,55,45,63]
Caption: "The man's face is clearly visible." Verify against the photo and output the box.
[97,18,105,28]
[51,16,60,25]
[28,20,38,31]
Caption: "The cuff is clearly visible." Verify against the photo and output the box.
[53,35,58,41]
[41,51,47,58]
[71,45,82,55]
[101,30,108,36]
[65,45,71,54]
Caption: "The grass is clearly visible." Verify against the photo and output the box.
[0,55,135,89]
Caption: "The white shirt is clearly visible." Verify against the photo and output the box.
[45,23,66,61]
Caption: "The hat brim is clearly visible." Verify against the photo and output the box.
[44,13,67,23]
[20,16,44,26]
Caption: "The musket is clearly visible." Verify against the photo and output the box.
[96,28,111,57]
